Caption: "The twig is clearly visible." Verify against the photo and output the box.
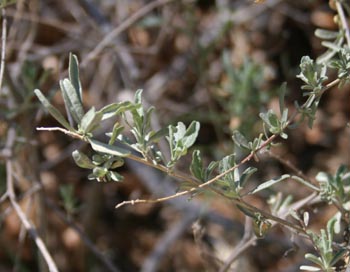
[36,127,84,140]
[335,0,350,48]
[219,217,254,272]
[141,212,198,272]
[81,0,174,66]
[115,134,278,209]
[3,125,58,272]
[268,150,316,185]
[0,8,7,93]
[44,197,121,272]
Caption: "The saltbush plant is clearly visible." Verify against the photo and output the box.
[35,1,350,271]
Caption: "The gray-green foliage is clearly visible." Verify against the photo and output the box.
[34,2,350,269]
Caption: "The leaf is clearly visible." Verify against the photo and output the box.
[107,122,124,145]
[314,29,339,40]
[69,53,82,103]
[109,171,124,182]
[321,41,342,52]
[232,130,250,149]
[182,121,200,148]
[80,107,103,133]
[330,249,347,266]
[72,150,95,169]
[99,101,137,120]
[34,89,73,131]
[89,138,130,157]
[239,167,257,187]
[147,127,168,143]
[299,265,321,271]
[305,254,323,267]
[249,174,290,194]
[190,150,204,181]
[60,78,85,124]
[279,82,287,115]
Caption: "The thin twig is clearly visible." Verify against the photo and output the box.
[36,127,84,140]
[81,0,174,66]
[0,9,7,93]
[219,216,254,272]
[141,212,198,272]
[5,125,59,272]
[268,150,316,185]
[336,0,350,48]
[44,197,121,272]
[115,134,278,209]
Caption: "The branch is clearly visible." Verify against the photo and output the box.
[4,126,58,272]
[0,9,7,93]
[82,0,174,66]
[336,0,350,48]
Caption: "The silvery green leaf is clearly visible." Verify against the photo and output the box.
[182,121,200,148]
[93,167,108,178]
[321,41,342,52]
[326,217,336,242]
[330,249,347,266]
[299,265,321,271]
[190,150,204,181]
[314,29,339,40]
[69,53,82,103]
[89,138,130,157]
[60,78,85,124]
[316,172,329,183]
[147,127,168,143]
[249,174,290,194]
[80,107,103,133]
[239,167,257,187]
[232,130,250,149]
[305,254,323,267]
[109,171,124,182]
[99,101,136,120]
[34,89,73,131]
[72,150,95,169]
[279,82,287,115]
[107,122,124,145]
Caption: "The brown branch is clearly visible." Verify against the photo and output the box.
[5,126,59,272]
[82,0,175,67]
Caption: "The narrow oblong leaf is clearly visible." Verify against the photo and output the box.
[330,249,347,266]
[314,29,339,40]
[190,150,204,181]
[60,78,85,123]
[279,82,287,115]
[305,254,323,267]
[107,122,124,145]
[89,138,130,157]
[321,41,342,51]
[34,89,73,131]
[249,174,290,194]
[69,53,82,103]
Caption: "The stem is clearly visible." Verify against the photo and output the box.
[336,0,350,48]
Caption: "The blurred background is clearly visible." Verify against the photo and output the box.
[0,0,349,271]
